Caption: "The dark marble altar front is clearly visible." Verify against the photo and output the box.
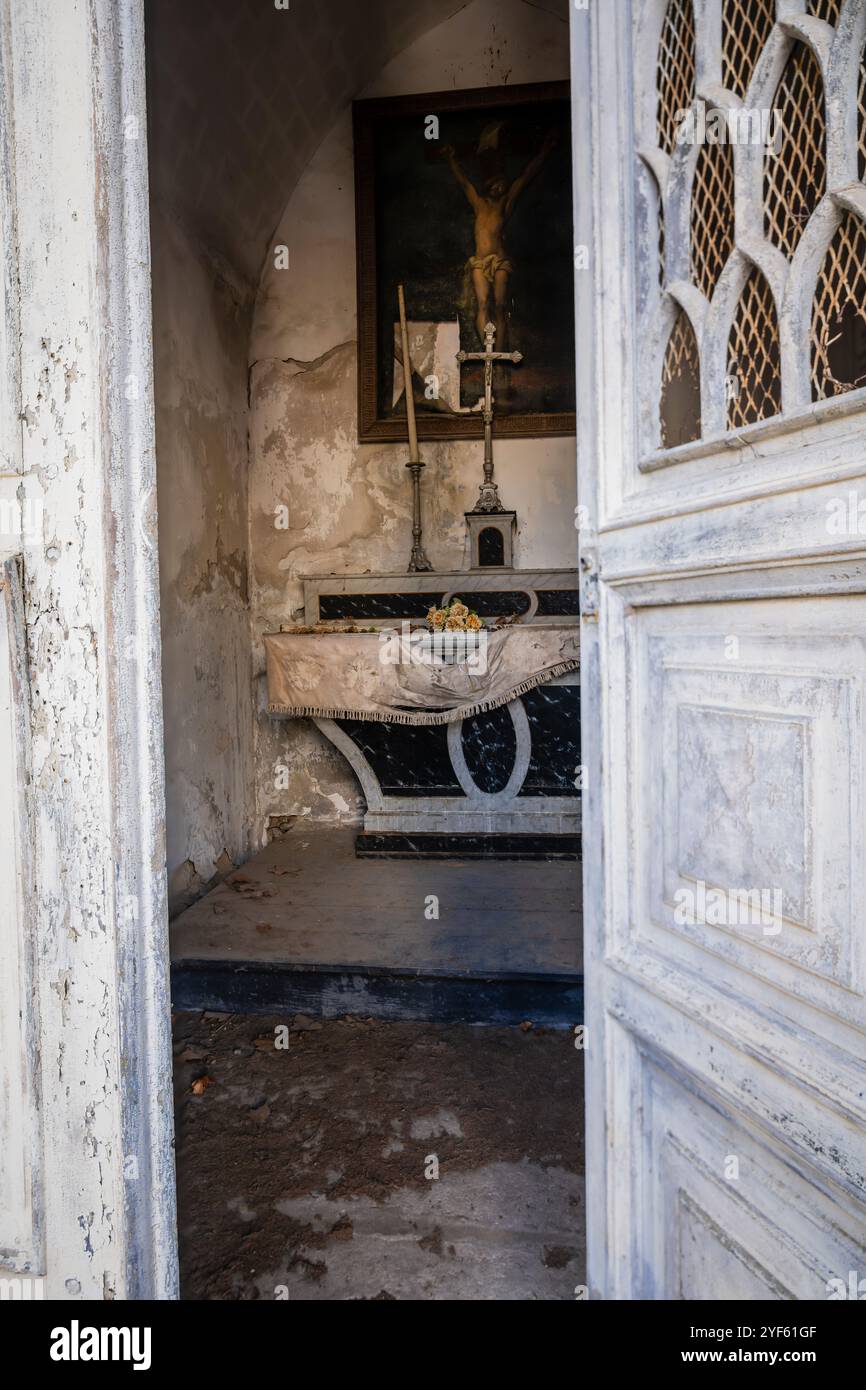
[302,570,581,849]
[336,685,580,802]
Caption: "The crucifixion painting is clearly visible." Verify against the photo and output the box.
[443,127,557,350]
[354,81,575,442]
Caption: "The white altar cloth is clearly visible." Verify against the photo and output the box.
[264,626,579,726]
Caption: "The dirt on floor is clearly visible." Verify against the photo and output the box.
[174,1011,585,1301]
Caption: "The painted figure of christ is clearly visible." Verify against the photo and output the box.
[442,128,557,348]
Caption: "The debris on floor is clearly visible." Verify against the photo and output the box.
[174,1011,585,1300]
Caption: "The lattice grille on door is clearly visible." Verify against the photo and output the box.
[657,0,696,155]
[764,42,826,260]
[807,0,843,24]
[811,212,866,399]
[722,0,775,99]
[727,268,782,428]
[642,0,866,448]
[691,140,735,298]
[660,310,702,447]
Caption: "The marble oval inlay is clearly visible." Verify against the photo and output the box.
[460,704,516,794]
[447,698,531,804]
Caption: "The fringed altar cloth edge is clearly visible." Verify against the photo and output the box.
[264,628,580,727]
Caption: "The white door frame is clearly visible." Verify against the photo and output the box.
[1,0,177,1298]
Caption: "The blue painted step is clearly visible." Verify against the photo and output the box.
[171,960,584,1030]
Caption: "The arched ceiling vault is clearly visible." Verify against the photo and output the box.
[145,0,470,287]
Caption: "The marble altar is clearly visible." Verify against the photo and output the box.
[266,570,581,852]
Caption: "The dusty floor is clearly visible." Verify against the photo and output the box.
[171,828,582,977]
[174,1010,585,1300]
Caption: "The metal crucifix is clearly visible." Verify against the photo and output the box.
[456,321,522,513]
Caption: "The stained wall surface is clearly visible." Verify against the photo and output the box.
[150,204,256,910]
[148,0,574,886]
[147,0,515,907]
[249,0,576,836]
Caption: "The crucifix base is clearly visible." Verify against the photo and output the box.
[465,509,516,570]
[473,478,507,514]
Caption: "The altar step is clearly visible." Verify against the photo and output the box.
[171,960,583,1029]
[355,832,581,860]
[170,826,582,1028]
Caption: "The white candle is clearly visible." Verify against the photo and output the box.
[397,284,420,463]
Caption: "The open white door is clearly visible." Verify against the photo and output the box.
[574,0,866,1299]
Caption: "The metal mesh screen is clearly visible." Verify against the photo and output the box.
[727,268,782,428]
[657,0,697,155]
[807,0,843,24]
[660,310,702,446]
[722,0,775,99]
[764,42,827,259]
[650,0,862,444]
[811,212,866,399]
[691,139,736,298]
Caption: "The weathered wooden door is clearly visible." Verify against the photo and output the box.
[573,0,866,1299]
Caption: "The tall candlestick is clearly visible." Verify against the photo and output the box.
[397,284,432,573]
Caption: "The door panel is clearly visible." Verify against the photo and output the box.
[633,598,864,1014]
[636,1037,866,1300]
[573,0,866,1299]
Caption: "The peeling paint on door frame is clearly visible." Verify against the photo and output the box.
[2,0,178,1299]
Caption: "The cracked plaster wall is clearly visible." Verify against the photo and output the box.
[249,0,576,833]
[151,204,255,912]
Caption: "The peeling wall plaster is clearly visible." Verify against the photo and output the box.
[151,0,576,876]
[249,0,577,835]
[151,204,255,911]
